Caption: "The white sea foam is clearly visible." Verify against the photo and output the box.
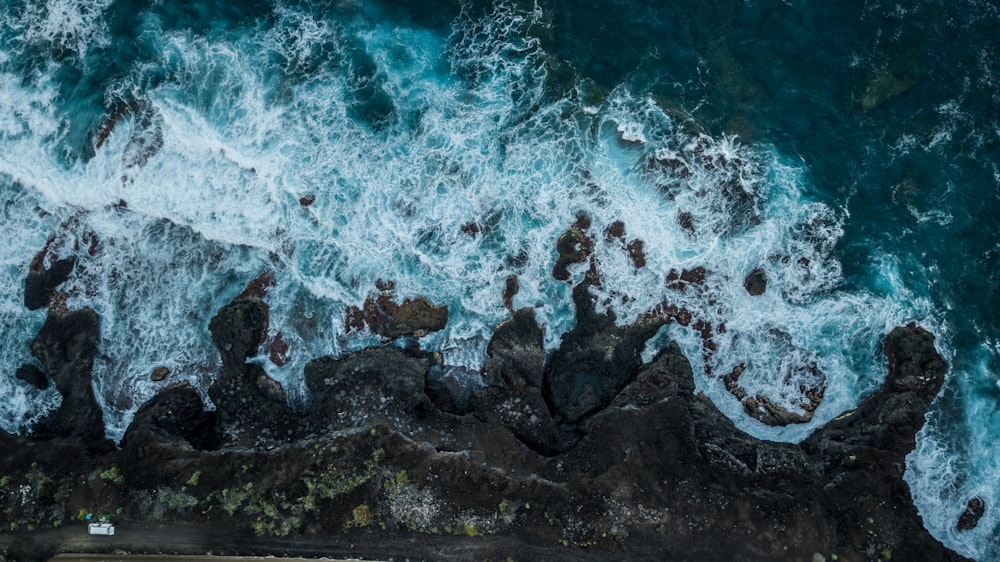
[905,341,1000,561]
[0,177,63,434]
[0,1,933,452]
[12,0,114,60]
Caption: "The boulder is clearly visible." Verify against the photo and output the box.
[121,382,217,453]
[957,497,985,531]
[150,366,170,382]
[744,267,767,295]
[345,290,448,339]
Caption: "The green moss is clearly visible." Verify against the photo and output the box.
[100,466,124,484]
[186,470,201,487]
[461,522,481,537]
[160,487,198,511]
[346,504,374,528]
[243,490,299,537]
[394,470,409,486]
[301,444,384,503]
[218,483,254,516]
[0,475,10,488]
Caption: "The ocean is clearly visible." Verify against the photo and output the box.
[0,0,997,558]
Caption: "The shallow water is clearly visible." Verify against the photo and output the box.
[1,1,998,558]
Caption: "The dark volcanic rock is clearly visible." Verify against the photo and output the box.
[551,215,593,281]
[804,324,946,457]
[28,307,110,448]
[209,297,266,369]
[545,272,668,427]
[150,366,170,382]
[305,345,435,427]
[122,382,218,454]
[208,295,300,444]
[24,253,75,310]
[0,281,968,562]
[345,290,449,339]
[15,364,48,390]
[744,267,767,295]
[501,274,519,312]
[478,308,559,454]
[957,497,986,531]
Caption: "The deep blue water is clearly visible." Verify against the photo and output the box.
[1,0,998,558]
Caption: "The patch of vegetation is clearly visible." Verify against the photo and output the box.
[159,487,198,511]
[186,470,201,487]
[461,521,481,537]
[346,504,374,528]
[1,463,72,531]
[302,445,384,502]
[202,437,387,538]
[100,466,124,484]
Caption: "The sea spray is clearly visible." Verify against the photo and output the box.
[1,4,997,560]
[0,0,929,445]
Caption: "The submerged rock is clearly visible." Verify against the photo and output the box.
[345,284,449,339]
[957,497,986,531]
[150,366,170,382]
[744,267,767,295]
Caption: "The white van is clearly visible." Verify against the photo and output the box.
[87,514,115,535]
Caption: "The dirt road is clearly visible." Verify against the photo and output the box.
[0,521,627,562]
[49,554,372,562]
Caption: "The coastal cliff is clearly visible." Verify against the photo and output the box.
[0,247,970,562]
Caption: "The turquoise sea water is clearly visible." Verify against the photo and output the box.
[0,0,997,558]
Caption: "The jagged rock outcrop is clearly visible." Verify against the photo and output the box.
[14,364,48,390]
[477,307,560,454]
[0,232,969,562]
[27,307,111,449]
[23,254,75,310]
[207,294,301,445]
[345,281,449,339]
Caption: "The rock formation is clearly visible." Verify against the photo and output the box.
[0,224,972,562]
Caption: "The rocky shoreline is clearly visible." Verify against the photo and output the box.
[1,222,975,562]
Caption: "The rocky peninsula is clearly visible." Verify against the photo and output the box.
[0,220,973,562]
